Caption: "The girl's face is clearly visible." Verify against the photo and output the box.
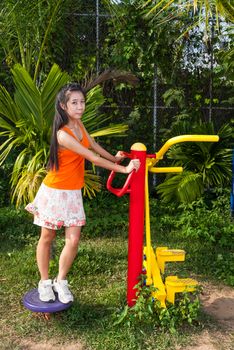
[62,91,85,120]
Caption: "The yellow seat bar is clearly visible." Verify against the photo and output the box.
[149,134,219,168]
[149,166,183,173]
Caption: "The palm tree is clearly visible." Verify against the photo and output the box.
[141,1,234,24]
[106,1,234,23]
[0,0,65,81]
[0,64,131,206]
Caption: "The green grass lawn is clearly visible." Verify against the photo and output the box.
[0,192,233,350]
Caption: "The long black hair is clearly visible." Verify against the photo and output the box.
[48,83,86,171]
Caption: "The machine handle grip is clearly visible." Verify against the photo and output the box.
[106,152,135,197]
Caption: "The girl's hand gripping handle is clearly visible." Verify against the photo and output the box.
[106,153,140,197]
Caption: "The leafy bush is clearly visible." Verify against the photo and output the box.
[113,276,201,332]
[0,206,39,257]
[83,192,129,237]
[212,252,234,286]
[175,190,233,248]
[157,122,232,204]
[150,190,234,286]
[0,163,11,207]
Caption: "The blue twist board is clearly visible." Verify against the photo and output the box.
[23,288,73,313]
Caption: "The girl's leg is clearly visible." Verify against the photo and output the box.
[57,226,81,280]
[36,227,56,280]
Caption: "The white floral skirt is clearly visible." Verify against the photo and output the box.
[25,183,86,230]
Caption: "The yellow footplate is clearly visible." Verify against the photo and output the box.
[156,247,185,273]
[165,276,198,304]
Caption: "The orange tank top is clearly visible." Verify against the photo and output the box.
[43,125,90,190]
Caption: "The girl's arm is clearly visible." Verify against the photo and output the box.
[57,130,140,174]
[79,121,121,162]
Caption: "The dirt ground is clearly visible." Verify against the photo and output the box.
[181,281,234,350]
[14,281,234,350]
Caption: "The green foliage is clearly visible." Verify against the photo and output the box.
[157,121,232,203]
[83,192,129,237]
[113,276,201,332]
[0,206,38,253]
[157,171,204,203]
[0,190,233,348]
[0,64,128,206]
[104,0,185,82]
[175,191,234,248]
[214,252,234,286]
[149,191,234,286]
[0,158,12,207]
[162,88,185,108]
[141,0,234,33]
[0,0,110,83]
[0,0,64,80]
[102,0,191,150]
[215,24,234,82]
[0,63,69,206]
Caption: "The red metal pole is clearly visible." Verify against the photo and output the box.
[127,143,147,306]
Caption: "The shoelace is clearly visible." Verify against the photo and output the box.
[45,285,52,289]
[55,281,71,296]
[41,284,54,296]
[62,284,71,296]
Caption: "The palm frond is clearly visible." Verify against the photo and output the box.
[83,170,102,199]
[157,171,204,203]
[90,124,128,138]
[159,121,232,203]
[11,148,48,195]
[11,167,47,207]
[83,85,129,138]
[0,137,19,165]
[84,69,139,92]
[141,0,234,36]
[0,64,129,206]
[177,172,204,203]
[11,148,28,180]
[82,86,106,129]
[12,64,42,127]
[216,0,234,21]
[41,63,70,129]
[0,85,19,124]
[144,0,176,18]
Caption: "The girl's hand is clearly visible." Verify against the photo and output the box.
[125,159,140,173]
[115,151,126,163]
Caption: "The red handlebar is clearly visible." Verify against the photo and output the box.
[106,152,135,197]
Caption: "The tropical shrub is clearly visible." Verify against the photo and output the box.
[156,121,232,203]
[141,0,234,30]
[0,64,128,206]
[113,275,201,331]
[0,64,69,206]
[0,0,66,80]
[175,190,233,247]
[83,192,129,237]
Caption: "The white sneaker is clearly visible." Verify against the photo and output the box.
[53,279,74,304]
[38,279,55,302]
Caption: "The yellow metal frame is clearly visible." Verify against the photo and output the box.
[153,134,219,162]
[143,134,219,306]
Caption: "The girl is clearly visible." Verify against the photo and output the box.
[25,83,140,304]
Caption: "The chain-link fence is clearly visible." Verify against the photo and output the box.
[1,0,232,151]
[72,1,233,152]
